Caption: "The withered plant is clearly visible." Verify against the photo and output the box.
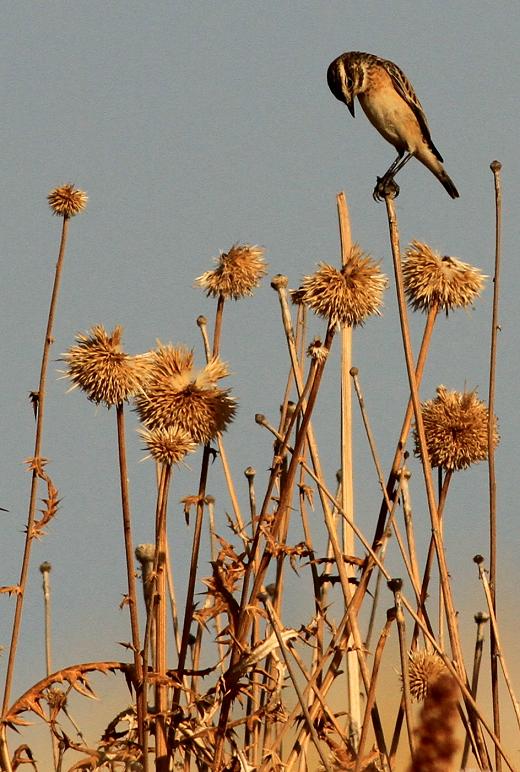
[0,165,517,772]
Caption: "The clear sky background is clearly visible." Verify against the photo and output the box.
[1,1,519,766]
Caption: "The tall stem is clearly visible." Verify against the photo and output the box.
[488,160,502,771]
[2,215,69,730]
[115,404,144,750]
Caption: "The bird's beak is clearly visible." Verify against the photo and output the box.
[347,98,355,118]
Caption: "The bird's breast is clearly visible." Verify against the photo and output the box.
[358,89,421,155]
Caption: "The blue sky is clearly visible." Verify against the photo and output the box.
[1,2,519,765]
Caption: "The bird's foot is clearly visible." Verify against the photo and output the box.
[373,175,400,202]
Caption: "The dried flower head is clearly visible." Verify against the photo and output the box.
[48,184,88,217]
[403,241,486,313]
[62,325,151,407]
[135,343,236,443]
[408,650,447,702]
[307,338,328,363]
[139,426,196,466]
[301,245,387,327]
[415,386,499,471]
[195,243,267,300]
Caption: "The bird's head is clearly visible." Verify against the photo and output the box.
[327,52,366,117]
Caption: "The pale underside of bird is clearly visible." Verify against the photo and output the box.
[327,51,459,200]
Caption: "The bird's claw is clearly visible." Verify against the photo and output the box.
[373,175,400,202]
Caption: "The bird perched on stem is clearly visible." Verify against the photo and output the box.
[327,51,459,201]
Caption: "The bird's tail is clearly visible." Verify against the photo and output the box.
[435,168,459,199]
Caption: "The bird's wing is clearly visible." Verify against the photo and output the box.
[383,58,444,162]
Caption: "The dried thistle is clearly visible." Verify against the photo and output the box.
[62,325,151,407]
[414,386,499,471]
[301,245,387,327]
[403,241,485,313]
[409,674,459,771]
[139,426,196,466]
[307,338,328,363]
[196,243,267,300]
[134,343,236,443]
[47,184,88,217]
[408,650,447,701]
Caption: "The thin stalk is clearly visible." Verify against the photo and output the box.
[2,215,69,721]
[389,579,415,758]
[115,403,144,750]
[355,608,396,772]
[262,596,334,772]
[488,160,502,771]
[337,192,360,749]
[39,562,59,770]
[461,612,490,770]
[476,558,520,729]
[154,464,172,772]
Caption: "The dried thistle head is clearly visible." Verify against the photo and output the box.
[195,243,267,300]
[301,245,387,327]
[48,184,88,217]
[134,343,236,443]
[403,241,486,313]
[408,650,447,702]
[139,426,196,467]
[62,325,151,407]
[415,386,499,471]
[307,338,328,363]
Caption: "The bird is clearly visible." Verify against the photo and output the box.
[327,51,459,200]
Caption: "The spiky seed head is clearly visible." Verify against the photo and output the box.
[139,426,196,467]
[414,386,499,471]
[307,338,328,363]
[195,243,267,300]
[62,325,151,407]
[301,245,387,327]
[48,184,88,217]
[403,241,486,313]
[408,650,447,701]
[134,343,236,444]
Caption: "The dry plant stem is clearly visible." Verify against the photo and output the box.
[355,609,396,772]
[477,562,520,729]
[213,339,330,771]
[40,564,59,771]
[391,580,416,759]
[351,304,438,615]
[383,196,465,664]
[337,192,361,748]
[115,404,145,749]
[489,160,502,771]
[155,463,172,772]
[461,613,490,770]
[2,216,69,715]
[262,597,334,772]
[383,194,493,767]
[351,370,422,603]
[0,216,70,772]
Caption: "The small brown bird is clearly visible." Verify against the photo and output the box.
[327,51,459,200]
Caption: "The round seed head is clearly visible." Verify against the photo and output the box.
[408,650,447,701]
[414,385,499,471]
[48,184,88,217]
[139,426,196,466]
[134,343,236,444]
[301,245,387,327]
[195,243,267,300]
[403,241,486,313]
[62,325,151,407]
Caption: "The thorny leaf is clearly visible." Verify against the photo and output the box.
[12,744,37,771]
[298,482,315,509]
[30,477,60,538]
[181,494,205,524]
[24,456,48,477]
[0,585,21,596]
[4,662,129,729]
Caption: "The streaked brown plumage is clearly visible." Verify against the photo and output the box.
[327,51,459,199]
